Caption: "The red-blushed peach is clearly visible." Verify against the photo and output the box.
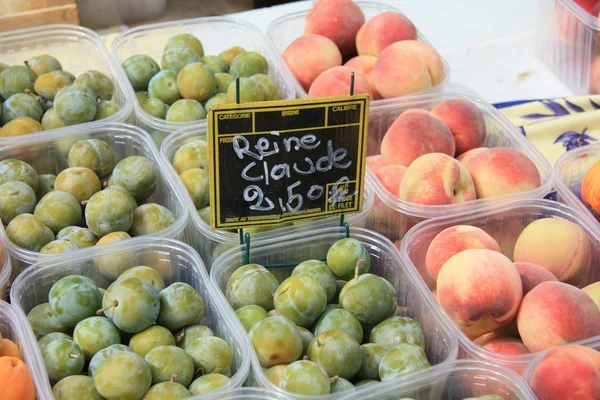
[581,159,600,214]
[466,147,541,198]
[344,55,381,99]
[391,40,445,85]
[355,11,417,56]
[308,66,373,98]
[478,336,530,355]
[436,249,523,338]
[515,262,559,295]
[456,147,488,167]
[380,109,455,167]
[517,282,600,353]
[425,225,501,282]
[492,318,520,339]
[513,218,591,286]
[282,34,342,91]
[374,164,407,195]
[528,345,600,400]
[372,42,432,98]
[399,153,476,206]
[366,155,387,173]
[582,281,600,310]
[304,0,365,55]
[431,99,487,155]
[395,240,402,250]
[589,56,600,94]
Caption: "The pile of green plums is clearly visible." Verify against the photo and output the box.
[26,265,233,399]
[122,33,281,123]
[224,237,432,396]
[0,138,176,253]
[0,56,120,138]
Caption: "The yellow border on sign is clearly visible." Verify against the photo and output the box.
[207,94,369,230]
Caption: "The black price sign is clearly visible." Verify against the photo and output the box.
[207,95,369,230]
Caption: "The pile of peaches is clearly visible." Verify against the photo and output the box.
[282,0,444,99]
[366,98,542,205]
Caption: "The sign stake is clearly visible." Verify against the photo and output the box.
[236,77,241,104]
[349,72,355,96]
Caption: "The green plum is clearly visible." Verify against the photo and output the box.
[201,55,228,74]
[297,326,314,356]
[326,238,370,280]
[27,55,62,76]
[37,174,56,198]
[148,69,181,105]
[177,62,216,102]
[267,309,279,317]
[105,185,138,210]
[264,364,287,386]
[166,99,206,121]
[330,376,354,393]
[354,379,379,387]
[94,351,152,400]
[129,325,175,357]
[52,375,103,400]
[274,275,326,326]
[355,343,387,380]
[55,167,101,203]
[179,167,209,209]
[94,231,134,279]
[251,73,279,100]
[156,282,204,331]
[123,54,160,91]
[164,34,204,58]
[235,304,268,332]
[307,329,362,379]
[145,345,194,386]
[379,343,431,381]
[218,46,246,66]
[172,139,208,174]
[143,381,190,399]
[0,180,36,225]
[41,107,67,130]
[314,307,363,343]
[49,275,102,328]
[185,336,232,376]
[129,203,176,236]
[1,93,44,124]
[339,273,397,326]
[175,324,214,349]
[214,73,233,93]
[162,45,202,73]
[73,316,121,359]
[204,93,228,111]
[118,265,165,292]
[74,70,114,101]
[40,239,79,254]
[229,51,268,79]
[56,226,98,248]
[141,96,169,119]
[0,116,42,137]
[85,188,135,237]
[94,100,121,120]
[249,316,302,368]
[88,343,133,377]
[0,65,37,99]
[110,156,157,202]
[370,316,425,350]
[38,332,73,353]
[292,259,337,302]
[225,77,265,103]
[101,277,160,333]
[197,206,210,225]
[279,360,330,395]
[34,70,74,100]
[27,303,68,339]
[0,62,6,73]
[0,159,38,191]
[188,373,230,395]
[5,213,54,251]
[54,84,98,125]
[42,338,85,382]
[34,190,82,234]
[226,263,279,311]
[68,139,115,179]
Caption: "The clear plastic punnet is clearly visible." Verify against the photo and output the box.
[191,387,287,400]
[160,125,375,266]
[10,237,251,398]
[554,142,600,232]
[0,122,189,279]
[364,92,553,243]
[266,1,450,106]
[0,244,10,300]
[401,198,600,375]
[0,24,133,140]
[111,17,298,146]
[0,300,53,400]
[536,0,600,94]
[210,226,459,399]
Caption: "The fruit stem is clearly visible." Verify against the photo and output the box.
[354,258,364,280]
[96,300,118,315]
[170,373,178,383]
[331,375,339,383]
[302,355,309,361]
[195,368,205,378]
[176,329,184,343]
[70,353,83,359]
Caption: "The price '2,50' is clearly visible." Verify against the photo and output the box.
[244,181,324,212]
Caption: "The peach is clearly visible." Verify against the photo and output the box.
[436,249,523,338]
[355,11,417,56]
[513,218,591,286]
[304,0,365,55]
[581,159,600,214]
[431,99,487,155]
[399,153,476,206]
[466,147,541,198]
[517,282,600,353]
[374,164,407,195]
[372,41,432,98]
[515,262,559,295]
[589,56,600,94]
[392,40,445,85]
[528,345,600,400]
[492,321,520,340]
[308,66,373,98]
[456,147,488,167]
[282,34,342,92]
[344,55,381,99]
[425,225,501,282]
[366,154,387,173]
[380,109,455,167]
[582,281,600,310]
[478,336,530,355]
